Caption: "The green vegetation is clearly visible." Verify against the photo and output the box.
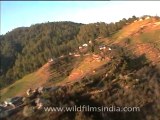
[9,47,160,120]
[1,15,160,120]
[0,16,138,89]
[0,22,81,88]
[0,73,37,101]
[48,56,78,83]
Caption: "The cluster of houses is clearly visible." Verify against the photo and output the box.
[78,43,89,54]
[99,45,112,51]
[0,96,24,118]
[77,41,113,62]
[0,85,60,118]
[46,36,114,64]
[134,16,151,23]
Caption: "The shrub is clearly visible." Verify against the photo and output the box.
[23,106,35,117]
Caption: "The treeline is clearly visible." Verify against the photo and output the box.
[77,16,138,44]
[0,16,138,88]
[0,22,81,87]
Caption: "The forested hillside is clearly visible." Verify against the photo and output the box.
[0,22,81,88]
[0,16,138,88]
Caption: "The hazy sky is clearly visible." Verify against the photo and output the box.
[1,1,160,35]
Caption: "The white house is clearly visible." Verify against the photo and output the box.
[60,55,64,58]
[26,88,32,96]
[69,52,72,55]
[134,20,137,23]
[79,46,82,49]
[108,47,112,51]
[99,45,106,50]
[145,16,150,20]
[82,43,88,47]
[48,58,53,63]
[89,40,92,44]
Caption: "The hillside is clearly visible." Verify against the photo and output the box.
[111,17,160,65]
[0,61,53,101]
[6,44,160,120]
[62,56,107,83]
[0,55,80,101]
[0,16,160,120]
[0,54,108,101]
[0,22,82,88]
[0,19,128,88]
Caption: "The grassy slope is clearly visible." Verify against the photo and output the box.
[0,73,38,101]
[109,18,160,64]
[112,18,152,42]
[0,63,51,101]
[0,56,107,101]
[1,17,160,101]
[56,56,108,86]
